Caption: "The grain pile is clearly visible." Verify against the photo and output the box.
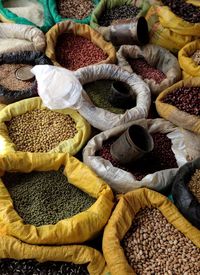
[188,169,200,203]
[192,49,200,65]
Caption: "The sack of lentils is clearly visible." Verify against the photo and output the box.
[0,97,91,155]
[83,118,200,194]
[172,157,200,229]
[0,152,114,245]
[0,51,52,105]
[75,64,151,131]
[156,77,200,135]
[103,188,200,275]
[0,235,108,275]
[45,20,116,71]
[117,44,181,96]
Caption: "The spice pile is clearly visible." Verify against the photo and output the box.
[162,86,200,116]
[122,207,200,274]
[56,33,107,70]
[6,109,77,152]
[2,168,96,226]
[192,49,200,65]
[188,169,200,203]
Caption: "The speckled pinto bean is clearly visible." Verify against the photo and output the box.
[56,33,108,71]
[192,49,200,65]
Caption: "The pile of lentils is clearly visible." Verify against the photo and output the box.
[56,33,107,71]
[6,109,77,152]
[162,86,200,116]
[0,64,34,91]
[188,169,200,203]
[162,0,200,23]
[98,5,141,27]
[129,58,167,84]
[57,0,94,20]
[0,259,89,275]
[122,207,200,274]
[96,132,177,181]
[2,167,96,227]
[192,49,200,65]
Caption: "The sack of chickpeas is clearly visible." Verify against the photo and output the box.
[0,97,91,155]
[103,188,200,275]
[117,44,181,96]
[83,118,200,193]
[45,20,116,71]
[156,77,200,135]
[172,157,200,229]
[0,152,114,245]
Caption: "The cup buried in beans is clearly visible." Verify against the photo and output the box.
[188,169,200,203]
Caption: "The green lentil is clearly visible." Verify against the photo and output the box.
[2,167,96,227]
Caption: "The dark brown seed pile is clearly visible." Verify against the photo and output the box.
[122,207,200,274]
[0,259,89,275]
[188,169,200,203]
[56,33,107,71]
[162,0,200,23]
[98,5,141,27]
[162,86,200,116]
[192,49,200,65]
[57,0,94,20]
[129,58,167,84]
[2,168,96,226]
[96,132,177,181]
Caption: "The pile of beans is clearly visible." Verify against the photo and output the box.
[192,49,200,65]
[56,33,107,71]
[6,109,77,152]
[162,0,200,23]
[0,64,34,91]
[96,132,177,181]
[57,0,93,20]
[129,58,167,84]
[188,169,200,203]
[122,207,200,274]
[0,259,89,275]
[98,5,140,27]
[2,168,96,226]
[162,86,200,116]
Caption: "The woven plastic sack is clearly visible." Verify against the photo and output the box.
[117,44,181,96]
[156,77,200,135]
[74,64,151,131]
[45,20,116,68]
[83,118,200,193]
[0,97,91,155]
[103,188,200,275]
[0,152,114,245]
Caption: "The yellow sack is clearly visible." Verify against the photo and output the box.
[155,77,200,135]
[45,20,116,67]
[178,40,200,78]
[0,97,91,155]
[0,152,114,245]
[187,0,200,6]
[103,188,200,275]
[0,235,109,275]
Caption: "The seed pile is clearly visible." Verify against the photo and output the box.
[97,132,177,181]
[192,49,200,65]
[188,169,200,203]
[6,109,77,152]
[0,259,89,275]
[98,5,140,27]
[162,0,200,23]
[129,58,167,84]
[2,168,96,226]
[0,64,33,91]
[162,86,200,116]
[56,33,107,71]
[57,0,94,20]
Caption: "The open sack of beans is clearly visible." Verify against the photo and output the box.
[0,152,114,245]
[117,44,181,96]
[156,77,200,135]
[45,20,116,71]
[83,118,200,194]
[74,64,151,130]
[0,0,54,33]
[172,157,200,229]
[103,188,200,274]
[0,97,91,155]
[0,51,52,105]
